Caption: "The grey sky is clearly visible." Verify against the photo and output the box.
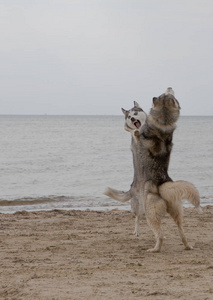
[1,0,213,115]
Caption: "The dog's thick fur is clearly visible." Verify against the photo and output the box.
[105,88,202,252]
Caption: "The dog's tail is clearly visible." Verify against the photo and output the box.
[104,187,132,202]
[159,180,203,213]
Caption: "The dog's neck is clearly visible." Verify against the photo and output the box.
[147,115,177,132]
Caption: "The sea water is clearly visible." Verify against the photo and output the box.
[0,115,212,213]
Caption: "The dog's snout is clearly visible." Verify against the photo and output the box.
[131,117,136,122]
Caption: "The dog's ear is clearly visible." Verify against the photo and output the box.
[121,108,127,115]
[172,99,181,110]
[152,97,158,107]
[134,101,141,108]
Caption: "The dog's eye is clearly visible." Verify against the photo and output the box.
[128,116,131,119]
[134,112,138,116]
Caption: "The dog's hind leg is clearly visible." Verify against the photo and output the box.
[145,193,167,253]
[146,217,164,253]
[131,195,144,237]
[133,216,139,236]
[167,201,193,250]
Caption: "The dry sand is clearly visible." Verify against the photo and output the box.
[0,206,213,300]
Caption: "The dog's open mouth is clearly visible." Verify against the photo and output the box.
[133,120,141,129]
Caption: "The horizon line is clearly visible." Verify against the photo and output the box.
[0,114,213,117]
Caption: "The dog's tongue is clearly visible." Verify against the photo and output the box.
[135,121,141,128]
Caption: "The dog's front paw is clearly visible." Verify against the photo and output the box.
[134,130,140,138]
[133,130,140,142]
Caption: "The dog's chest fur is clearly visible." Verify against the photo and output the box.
[132,122,174,186]
[141,125,173,157]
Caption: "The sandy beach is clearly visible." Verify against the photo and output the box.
[0,206,213,300]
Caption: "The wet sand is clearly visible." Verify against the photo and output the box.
[0,206,213,300]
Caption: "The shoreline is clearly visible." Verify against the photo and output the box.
[0,200,212,215]
[0,206,213,299]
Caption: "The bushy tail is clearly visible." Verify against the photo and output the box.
[104,187,132,202]
[159,180,202,213]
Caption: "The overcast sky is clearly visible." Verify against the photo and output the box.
[1,0,213,115]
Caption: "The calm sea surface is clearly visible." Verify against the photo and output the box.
[0,115,212,213]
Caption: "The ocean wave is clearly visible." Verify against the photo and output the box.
[0,196,72,207]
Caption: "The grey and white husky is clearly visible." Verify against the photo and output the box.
[105,88,202,252]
